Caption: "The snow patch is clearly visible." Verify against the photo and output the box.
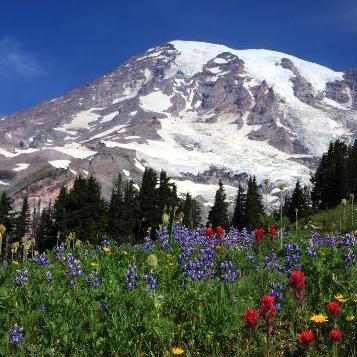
[134,158,145,172]
[123,169,130,177]
[13,163,30,172]
[101,111,119,124]
[51,143,96,159]
[48,160,71,169]
[140,91,172,113]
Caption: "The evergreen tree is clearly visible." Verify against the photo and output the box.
[15,196,30,240]
[65,176,107,243]
[37,205,56,252]
[0,192,14,233]
[157,171,172,216]
[207,180,230,229]
[138,168,158,237]
[108,174,125,241]
[244,176,264,229]
[311,140,348,208]
[347,139,357,196]
[122,180,139,241]
[182,193,202,229]
[53,187,69,239]
[287,180,306,222]
[232,184,246,229]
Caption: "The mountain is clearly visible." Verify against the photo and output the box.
[0,40,356,210]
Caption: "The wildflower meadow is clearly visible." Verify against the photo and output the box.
[1,223,357,356]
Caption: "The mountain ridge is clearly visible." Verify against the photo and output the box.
[0,40,356,211]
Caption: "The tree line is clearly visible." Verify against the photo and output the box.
[0,169,202,252]
[1,138,356,253]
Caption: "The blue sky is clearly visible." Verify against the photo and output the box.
[1,0,356,114]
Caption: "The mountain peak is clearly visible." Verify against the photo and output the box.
[1,41,356,212]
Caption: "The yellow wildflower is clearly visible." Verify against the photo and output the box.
[103,247,110,252]
[171,347,184,355]
[12,261,20,266]
[346,315,355,322]
[90,262,98,267]
[147,254,158,267]
[335,293,347,303]
[310,314,328,323]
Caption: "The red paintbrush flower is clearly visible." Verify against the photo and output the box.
[205,227,213,238]
[243,308,258,330]
[268,224,276,240]
[254,228,264,244]
[329,329,342,342]
[288,271,306,302]
[260,294,277,321]
[216,226,224,239]
[326,301,341,316]
[297,331,314,346]
[288,271,305,291]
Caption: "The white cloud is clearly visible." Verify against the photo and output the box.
[0,37,46,79]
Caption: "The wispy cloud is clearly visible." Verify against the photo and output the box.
[0,37,47,80]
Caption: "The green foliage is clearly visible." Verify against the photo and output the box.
[108,174,125,241]
[311,140,350,209]
[244,176,264,229]
[15,197,30,241]
[1,224,357,356]
[182,193,202,229]
[207,180,230,229]
[232,184,246,229]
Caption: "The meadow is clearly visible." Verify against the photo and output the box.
[0,219,357,357]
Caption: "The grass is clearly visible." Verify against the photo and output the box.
[0,221,356,356]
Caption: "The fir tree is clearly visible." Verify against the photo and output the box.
[15,196,30,240]
[0,192,14,233]
[347,139,357,196]
[65,176,107,243]
[138,168,158,237]
[108,174,125,241]
[311,140,348,208]
[244,176,264,229]
[287,180,306,222]
[207,180,230,229]
[182,193,202,229]
[232,184,246,229]
[53,187,68,239]
[122,180,139,242]
[37,205,56,252]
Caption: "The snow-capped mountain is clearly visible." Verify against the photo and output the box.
[0,40,356,209]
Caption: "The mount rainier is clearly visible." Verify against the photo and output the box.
[0,40,356,210]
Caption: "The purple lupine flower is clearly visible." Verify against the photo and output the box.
[34,252,49,265]
[125,263,139,290]
[13,269,29,286]
[219,260,237,283]
[269,282,284,310]
[142,270,156,290]
[39,303,48,313]
[306,244,318,258]
[99,302,108,312]
[156,229,171,251]
[45,271,52,284]
[142,236,154,250]
[8,324,24,345]
[344,250,356,270]
[100,238,111,249]
[55,244,66,261]
[284,243,301,274]
[264,251,283,272]
[65,254,82,278]
[85,271,101,289]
